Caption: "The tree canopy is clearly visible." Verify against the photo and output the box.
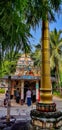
[0,0,62,77]
[50,28,62,86]
[25,0,62,28]
[0,0,62,55]
[0,0,32,58]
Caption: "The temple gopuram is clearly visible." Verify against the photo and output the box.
[1,54,56,103]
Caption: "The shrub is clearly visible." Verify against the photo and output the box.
[0,88,5,93]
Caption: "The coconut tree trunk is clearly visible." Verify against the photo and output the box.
[40,20,52,104]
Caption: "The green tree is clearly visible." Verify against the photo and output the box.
[50,28,62,87]
[59,61,62,87]
[31,44,41,68]
[25,0,62,26]
[25,0,62,103]
[0,52,21,77]
[0,0,32,58]
[0,0,32,77]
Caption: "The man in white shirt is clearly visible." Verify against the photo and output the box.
[26,88,31,106]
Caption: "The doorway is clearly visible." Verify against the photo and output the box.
[24,80,36,102]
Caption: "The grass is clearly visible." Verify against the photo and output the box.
[53,91,62,98]
[0,88,5,93]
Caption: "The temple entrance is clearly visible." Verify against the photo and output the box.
[24,80,36,103]
[11,79,40,103]
[24,81,29,102]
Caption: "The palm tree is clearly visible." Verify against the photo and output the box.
[50,28,62,91]
[31,44,41,68]
[0,0,32,78]
[0,0,32,59]
[1,51,20,77]
[25,0,62,104]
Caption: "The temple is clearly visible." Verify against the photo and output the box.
[2,54,40,102]
[0,54,55,103]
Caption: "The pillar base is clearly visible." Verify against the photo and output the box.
[36,102,56,112]
[30,109,62,129]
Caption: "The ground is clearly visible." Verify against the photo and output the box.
[0,94,62,119]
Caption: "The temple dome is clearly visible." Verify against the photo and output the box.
[15,54,34,76]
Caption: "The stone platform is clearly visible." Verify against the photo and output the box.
[30,109,62,129]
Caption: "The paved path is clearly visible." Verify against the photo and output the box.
[0,94,36,119]
[53,96,62,111]
[0,94,62,119]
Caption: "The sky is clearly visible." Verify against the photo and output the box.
[50,14,62,31]
[30,14,62,50]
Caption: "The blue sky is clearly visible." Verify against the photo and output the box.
[30,14,62,50]
[50,14,62,31]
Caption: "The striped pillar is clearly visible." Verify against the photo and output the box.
[40,20,52,104]
[36,20,56,112]
[21,80,24,104]
[36,81,39,102]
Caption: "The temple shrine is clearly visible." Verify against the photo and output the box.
[3,54,40,102]
[1,54,55,103]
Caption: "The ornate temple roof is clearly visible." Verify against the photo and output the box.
[0,54,56,82]
[15,54,40,76]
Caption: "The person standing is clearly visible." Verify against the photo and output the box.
[32,88,36,103]
[26,88,31,106]
[16,88,20,103]
[4,90,9,106]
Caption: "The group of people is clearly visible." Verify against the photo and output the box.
[4,87,36,107]
[14,87,36,106]
[15,87,36,106]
